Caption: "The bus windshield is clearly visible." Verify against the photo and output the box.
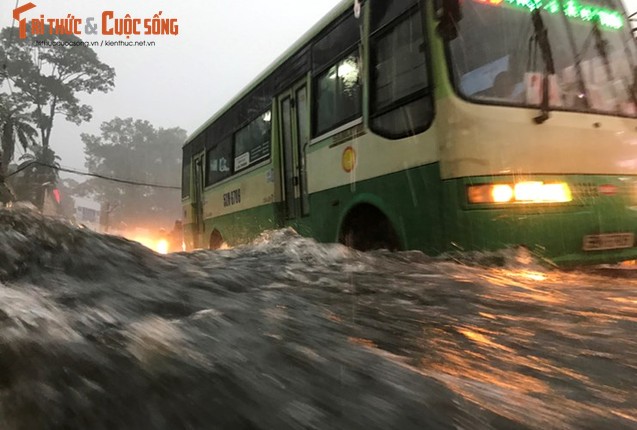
[446,0,637,117]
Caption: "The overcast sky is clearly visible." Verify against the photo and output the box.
[1,0,344,178]
[1,0,636,180]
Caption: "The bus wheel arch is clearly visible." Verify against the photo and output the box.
[209,228,224,250]
[338,203,401,252]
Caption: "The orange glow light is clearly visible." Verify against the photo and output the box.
[156,239,169,254]
[491,184,514,203]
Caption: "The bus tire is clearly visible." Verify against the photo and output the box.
[209,229,224,250]
[339,204,401,252]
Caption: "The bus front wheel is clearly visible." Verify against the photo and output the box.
[339,205,401,252]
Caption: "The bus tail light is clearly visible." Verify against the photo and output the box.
[467,181,572,204]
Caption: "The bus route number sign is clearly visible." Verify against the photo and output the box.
[223,189,241,207]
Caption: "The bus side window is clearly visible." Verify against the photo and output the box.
[314,53,362,137]
[233,110,272,172]
[182,158,191,198]
[312,11,361,138]
[370,6,433,139]
[206,136,232,186]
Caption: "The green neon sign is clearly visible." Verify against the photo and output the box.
[477,0,625,29]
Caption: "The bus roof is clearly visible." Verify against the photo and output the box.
[183,0,354,147]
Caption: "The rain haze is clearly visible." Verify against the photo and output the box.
[1,0,635,175]
[2,2,637,429]
[1,0,343,174]
[0,0,635,174]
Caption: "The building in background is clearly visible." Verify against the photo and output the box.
[74,196,101,232]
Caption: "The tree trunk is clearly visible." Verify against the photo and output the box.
[1,121,14,178]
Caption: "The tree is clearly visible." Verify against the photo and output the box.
[0,25,116,149]
[82,118,185,230]
[1,25,115,209]
[9,145,60,208]
[56,178,79,219]
[0,94,37,178]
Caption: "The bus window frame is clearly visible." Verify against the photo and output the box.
[203,158,272,191]
[310,117,363,146]
[369,3,435,140]
[232,108,273,174]
[205,136,234,188]
[181,157,191,200]
[312,49,364,139]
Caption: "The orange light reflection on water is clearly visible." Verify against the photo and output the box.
[519,271,547,282]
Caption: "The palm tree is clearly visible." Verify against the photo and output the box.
[12,145,60,209]
[0,94,37,178]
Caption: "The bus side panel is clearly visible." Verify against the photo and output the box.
[442,175,637,265]
[183,223,195,251]
[182,201,195,250]
[307,163,444,254]
[199,161,281,247]
[203,203,280,247]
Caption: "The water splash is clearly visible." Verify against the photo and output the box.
[0,207,635,429]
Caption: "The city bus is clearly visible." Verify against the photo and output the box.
[181,0,637,266]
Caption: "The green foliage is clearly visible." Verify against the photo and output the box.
[82,118,185,230]
[0,24,115,209]
[9,145,60,208]
[0,25,115,148]
[0,94,37,177]
[56,178,78,219]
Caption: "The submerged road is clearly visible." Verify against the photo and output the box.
[0,208,635,429]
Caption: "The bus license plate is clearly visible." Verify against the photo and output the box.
[582,233,635,251]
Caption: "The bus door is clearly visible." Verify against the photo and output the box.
[279,83,310,220]
[192,154,205,248]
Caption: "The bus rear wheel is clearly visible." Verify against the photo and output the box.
[209,229,224,250]
[339,205,401,252]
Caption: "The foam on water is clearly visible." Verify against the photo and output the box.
[0,207,635,429]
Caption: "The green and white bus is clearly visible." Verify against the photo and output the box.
[182,0,637,266]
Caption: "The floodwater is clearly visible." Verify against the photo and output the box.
[0,208,635,429]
